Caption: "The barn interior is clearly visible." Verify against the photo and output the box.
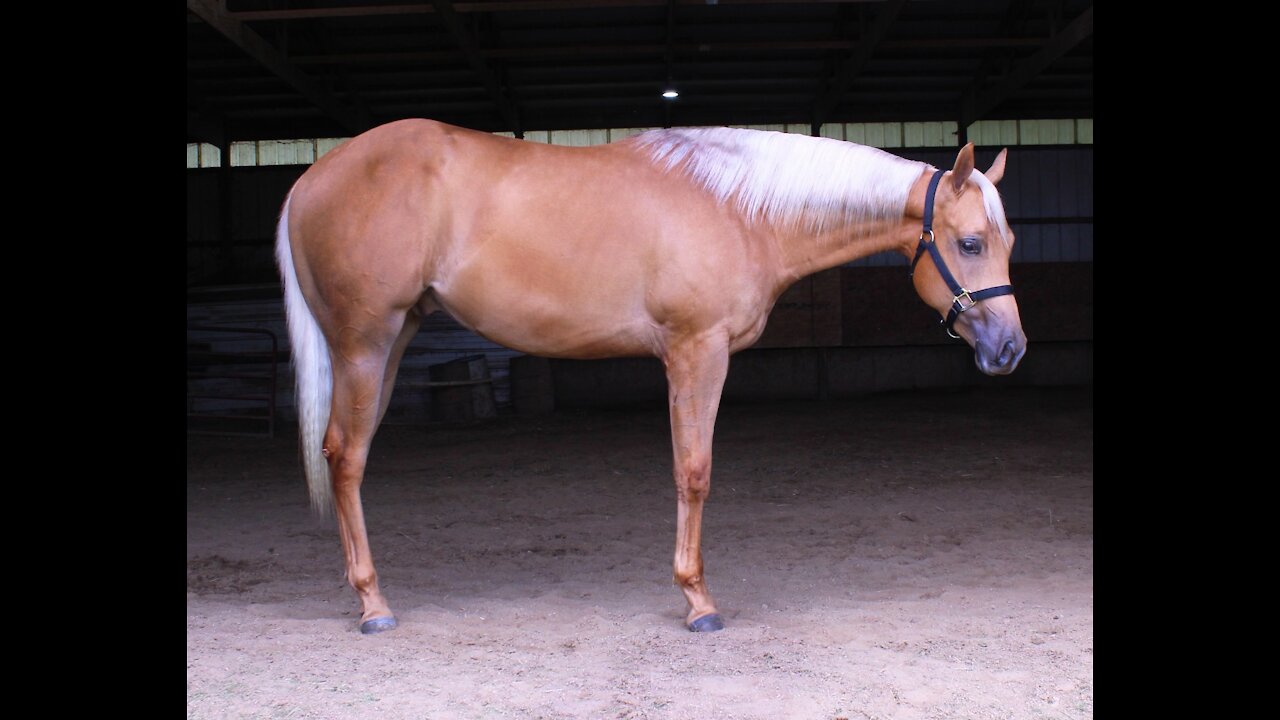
[187,0,1092,432]
[187,4,1094,715]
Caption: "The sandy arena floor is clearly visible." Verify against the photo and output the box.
[187,386,1093,719]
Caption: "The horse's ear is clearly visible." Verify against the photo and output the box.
[985,148,1008,185]
[951,143,975,194]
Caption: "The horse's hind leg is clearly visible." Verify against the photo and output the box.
[323,312,412,634]
[664,335,730,632]
[375,312,422,427]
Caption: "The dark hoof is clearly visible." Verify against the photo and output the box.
[360,616,398,634]
[688,613,725,632]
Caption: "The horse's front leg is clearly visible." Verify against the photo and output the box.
[664,336,730,632]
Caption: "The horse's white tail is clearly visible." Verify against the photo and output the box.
[275,193,334,514]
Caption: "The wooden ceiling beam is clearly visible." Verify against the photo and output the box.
[188,37,1049,71]
[186,0,371,135]
[430,0,522,133]
[227,0,878,22]
[810,0,908,129]
[958,5,1093,127]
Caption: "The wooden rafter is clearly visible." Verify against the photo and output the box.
[811,0,908,128]
[429,0,522,133]
[188,37,1049,71]
[227,0,877,22]
[186,0,371,135]
[958,5,1093,127]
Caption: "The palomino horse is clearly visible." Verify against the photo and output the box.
[276,120,1026,634]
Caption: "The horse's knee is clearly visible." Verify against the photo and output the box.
[675,454,712,501]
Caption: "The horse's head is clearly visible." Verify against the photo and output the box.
[910,143,1027,376]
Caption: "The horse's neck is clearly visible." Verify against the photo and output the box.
[770,169,932,282]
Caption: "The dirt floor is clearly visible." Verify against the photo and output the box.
[187,386,1093,720]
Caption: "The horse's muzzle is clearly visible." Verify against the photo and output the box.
[975,335,1026,376]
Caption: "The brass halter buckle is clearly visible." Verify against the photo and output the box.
[946,290,976,339]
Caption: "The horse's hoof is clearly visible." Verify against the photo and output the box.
[360,616,398,634]
[687,613,725,632]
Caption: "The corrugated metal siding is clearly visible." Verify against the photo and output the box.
[513,120,979,148]
[316,138,350,158]
[549,129,609,146]
[257,139,317,166]
[732,123,786,133]
[232,168,302,244]
[186,173,219,243]
[1018,121,1039,145]
[609,127,656,141]
[1077,119,1093,143]
[186,171,221,282]
[185,143,221,169]
[230,142,258,167]
[187,166,306,284]
[966,118,1092,146]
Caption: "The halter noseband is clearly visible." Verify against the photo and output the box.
[909,169,1015,339]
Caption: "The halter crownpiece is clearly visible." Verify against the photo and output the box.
[908,169,1015,339]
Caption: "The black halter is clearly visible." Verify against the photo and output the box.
[909,169,1015,339]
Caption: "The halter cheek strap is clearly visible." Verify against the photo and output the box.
[908,169,1015,339]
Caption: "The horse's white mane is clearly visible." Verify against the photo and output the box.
[635,126,927,234]
[635,127,1012,246]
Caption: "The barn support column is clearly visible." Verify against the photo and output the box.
[217,140,236,281]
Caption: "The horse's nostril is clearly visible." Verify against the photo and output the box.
[998,340,1015,366]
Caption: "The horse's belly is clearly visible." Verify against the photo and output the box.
[430,280,659,359]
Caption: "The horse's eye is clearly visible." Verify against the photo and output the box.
[959,237,982,256]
